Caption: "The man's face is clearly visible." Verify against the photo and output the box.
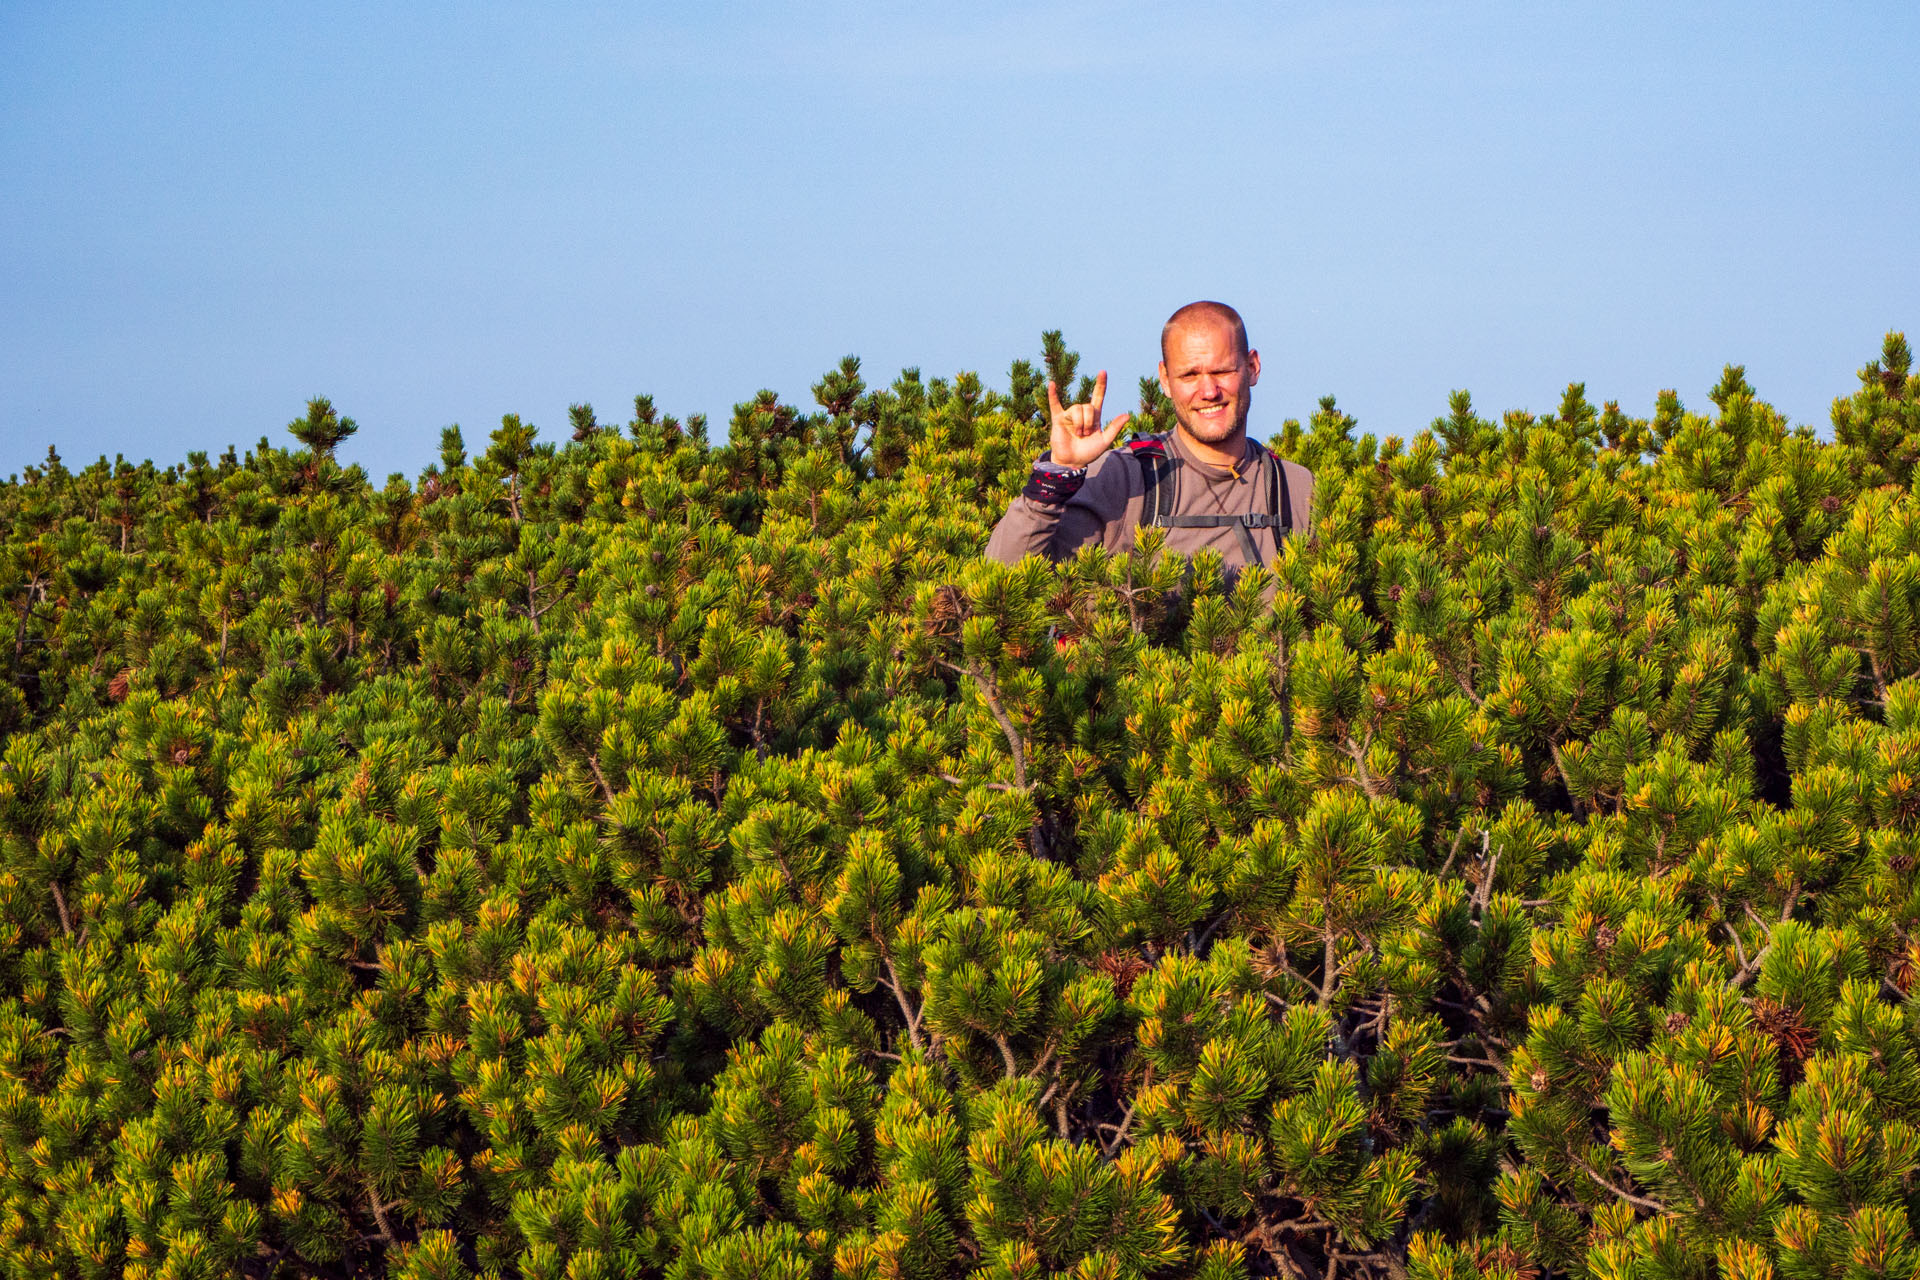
[1158,316,1261,447]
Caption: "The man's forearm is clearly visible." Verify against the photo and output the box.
[985,494,1069,564]
[984,459,1088,564]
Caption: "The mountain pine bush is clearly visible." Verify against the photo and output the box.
[0,334,1917,1279]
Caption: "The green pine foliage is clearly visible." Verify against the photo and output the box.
[0,332,1917,1279]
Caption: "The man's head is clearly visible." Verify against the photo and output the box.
[1158,301,1260,452]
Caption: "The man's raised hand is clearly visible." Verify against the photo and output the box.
[1047,371,1133,469]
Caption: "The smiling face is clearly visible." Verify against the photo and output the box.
[1158,312,1261,455]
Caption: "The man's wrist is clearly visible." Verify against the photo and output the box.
[1023,456,1087,504]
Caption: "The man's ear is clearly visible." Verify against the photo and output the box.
[1246,349,1261,386]
[1157,362,1171,395]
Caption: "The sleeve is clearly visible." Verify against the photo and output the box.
[984,456,1120,564]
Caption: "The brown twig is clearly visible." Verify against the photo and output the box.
[365,1178,398,1246]
[881,953,926,1053]
[49,878,72,938]
[1576,1155,1667,1213]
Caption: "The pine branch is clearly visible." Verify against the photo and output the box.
[1545,737,1586,819]
[1098,1095,1139,1157]
[1471,839,1501,918]
[48,877,72,938]
[1189,908,1235,954]
[1729,883,1801,987]
[1343,732,1385,797]
[1264,953,1328,1005]
[993,1034,1019,1079]
[1865,645,1892,703]
[879,953,926,1053]
[586,752,617,806]
[938,658,1028,791]
[937,772,1019,793]
[11,576,46,681]
[1028,1042,1060,1093]
[365,1178,398,1246]
[1272,630,1295,757]
[1437,825,1472,880]
[1446,1052,1506,1071]
[1575,1154,1667,1213]
[939,654,1048,857]
[1449,663,1484,708]
[1328,1249,1409,1280]
[1724,920,1759,985]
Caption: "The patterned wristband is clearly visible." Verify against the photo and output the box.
[1023,459,1086,504]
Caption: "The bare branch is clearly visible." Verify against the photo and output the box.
[586,752,617,806]
[49,878,72,938]
[1576,1155,1667,1213]
[365,1179,397,1246]
[993,1034,1019,1079]
[881,954,926,1053]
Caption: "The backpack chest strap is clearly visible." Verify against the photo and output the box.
[1138,442,1294,567]
[1157,513,1289,529]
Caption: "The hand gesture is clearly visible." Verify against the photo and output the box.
[1047,371,1132,469]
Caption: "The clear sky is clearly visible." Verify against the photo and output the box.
[3,2,1915,482]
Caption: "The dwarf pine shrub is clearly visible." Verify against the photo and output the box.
[0,337,1916,1279]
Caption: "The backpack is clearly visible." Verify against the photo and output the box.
[1125,435,1294,567]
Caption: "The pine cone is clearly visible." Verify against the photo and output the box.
[1092,951,1150,1000]
[1751,997,1817,1060]
[927,584,969,635]
[1481,1243,1542,1280]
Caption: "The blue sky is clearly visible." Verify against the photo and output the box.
[3,2,1915,481]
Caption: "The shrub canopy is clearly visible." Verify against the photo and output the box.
[1,335,1919,1280]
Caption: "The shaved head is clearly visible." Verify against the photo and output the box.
[1160,301,1248,364]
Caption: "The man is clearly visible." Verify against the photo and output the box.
[985,301,1313,569]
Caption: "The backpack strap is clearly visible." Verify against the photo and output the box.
[1154,511,1262,564]
[1272,449,1293,536]
[1131,436,1179,529]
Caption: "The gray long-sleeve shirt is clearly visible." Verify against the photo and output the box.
[984,429,1314,569]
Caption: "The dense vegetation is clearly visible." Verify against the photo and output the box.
[2,331,1919,1280]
